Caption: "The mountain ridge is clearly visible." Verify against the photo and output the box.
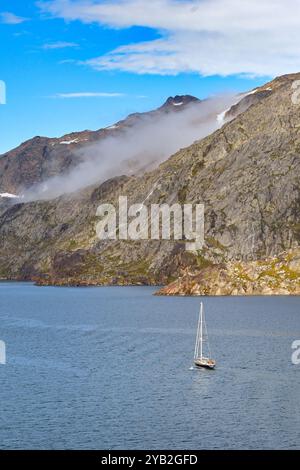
[0,95,202,195]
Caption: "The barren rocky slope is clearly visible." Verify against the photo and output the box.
[0,74,299,294]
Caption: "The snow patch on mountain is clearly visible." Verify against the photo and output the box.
[0,192,19,198]
[59,139,80,145]
[216,108,230,125]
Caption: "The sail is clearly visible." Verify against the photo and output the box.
[194,302,211,360]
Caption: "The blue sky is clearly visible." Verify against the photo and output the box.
[2,0,298,154]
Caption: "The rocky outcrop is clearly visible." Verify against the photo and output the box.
[156,249,300,295]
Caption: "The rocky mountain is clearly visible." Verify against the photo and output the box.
[0,95,200,195]
[0,74,299,295]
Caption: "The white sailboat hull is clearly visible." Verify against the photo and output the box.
[194,357,216,369]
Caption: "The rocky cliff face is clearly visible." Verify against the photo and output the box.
[0,75,299,294]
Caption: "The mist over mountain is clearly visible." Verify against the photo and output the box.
[0,94,203,196]
[22,94,238,201]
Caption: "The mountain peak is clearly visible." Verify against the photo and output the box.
[160,94,200,110]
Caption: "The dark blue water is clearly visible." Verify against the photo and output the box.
[0,282,299,449]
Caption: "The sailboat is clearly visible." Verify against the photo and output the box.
[194,302,216,369]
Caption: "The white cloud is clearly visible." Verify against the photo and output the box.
[38,0,300,76]
[52,92,125,98]
[42,41,79,49]
[0,12,28,24]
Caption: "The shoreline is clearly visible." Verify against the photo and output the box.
[0,276,299,297]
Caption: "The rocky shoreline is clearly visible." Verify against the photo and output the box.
[3,248,294,297]
[156,249,300,296]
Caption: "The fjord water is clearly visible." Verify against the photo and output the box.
[0,283,299,450]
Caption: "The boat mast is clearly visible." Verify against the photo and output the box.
[203,308,212,359]
[200,302,203,359]
[194,303,201,359]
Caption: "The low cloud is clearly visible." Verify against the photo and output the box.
[24,93,239,201]
[38,0,300,77]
